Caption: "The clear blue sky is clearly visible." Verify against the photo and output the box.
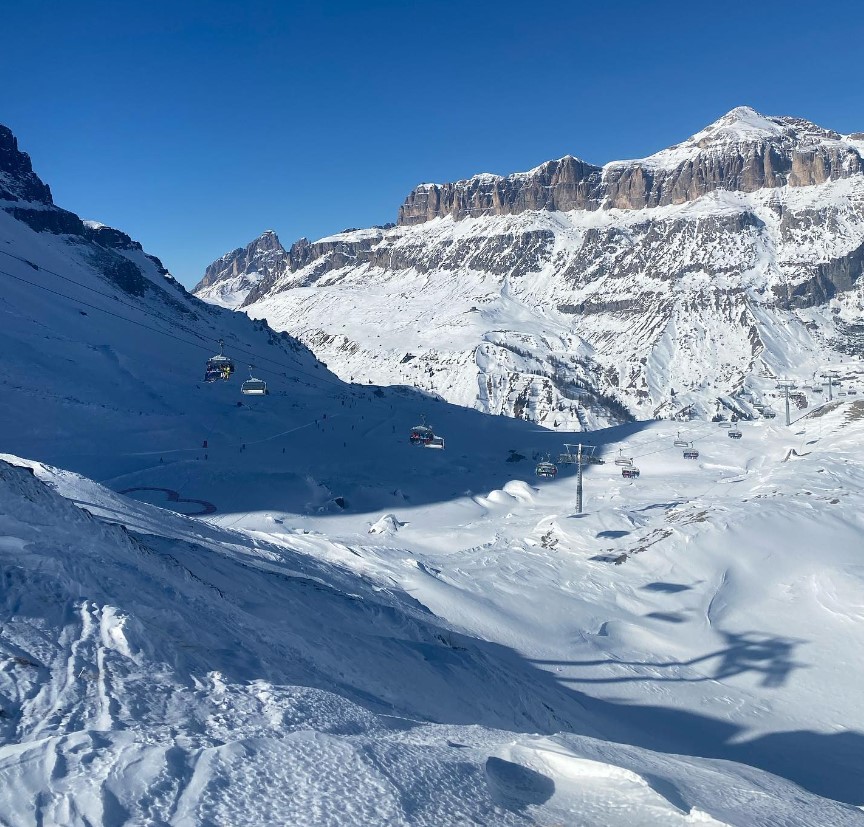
[2,0,863,286]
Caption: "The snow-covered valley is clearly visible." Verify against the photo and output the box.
[2,117,864,824]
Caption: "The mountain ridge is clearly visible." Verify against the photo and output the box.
[196,106,864,429]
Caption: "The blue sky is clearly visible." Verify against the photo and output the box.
[2,0,863,286]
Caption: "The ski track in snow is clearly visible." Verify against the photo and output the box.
[2,399,864,825]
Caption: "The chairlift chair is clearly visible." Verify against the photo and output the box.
[409,423,435,445]
[206,339,235,380]
[426,435,445,449]
[535,460,558,479]
[614,448,633,467]
[673,431,689,448]
[621,467,640,479]
[683,443,699,459]
[728,426,742,440]
[241,366,268,396]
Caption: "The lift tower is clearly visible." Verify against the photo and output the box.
[775,379,797,426]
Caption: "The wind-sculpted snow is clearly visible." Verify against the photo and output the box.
[3,398,864,823]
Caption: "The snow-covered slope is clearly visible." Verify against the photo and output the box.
[3,399,864,824]
[198,107,864,429]
[4,119,864,824]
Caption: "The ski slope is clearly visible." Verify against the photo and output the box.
[2,399,864,824]
[2,122,864,824]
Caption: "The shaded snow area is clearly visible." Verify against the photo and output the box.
[3,401,864,824]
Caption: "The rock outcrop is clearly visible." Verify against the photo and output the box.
[398,107,864,222]
[193,230,289,308]
[0,125,53,205]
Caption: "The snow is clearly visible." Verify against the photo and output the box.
[3,123,864,824]
[606,106,830,174]
[2,398,864,824]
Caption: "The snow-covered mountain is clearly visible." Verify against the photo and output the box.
[195,107,864,429]
[193,228,287,308]
[5,120,864,824]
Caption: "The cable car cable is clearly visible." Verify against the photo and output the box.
[0,266,347,391]
[0,252,349,388]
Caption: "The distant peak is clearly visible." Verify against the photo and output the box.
[251,229,284,250]
[692,106,785,144]
[722,105,765,120]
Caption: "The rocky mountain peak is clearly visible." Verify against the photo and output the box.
[398,107,864,222]
[193,229,289,307]
[0,124,53,205]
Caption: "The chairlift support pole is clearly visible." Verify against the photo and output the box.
[776,379,797,426]
[576,443,583,514]
[820,373,836,401]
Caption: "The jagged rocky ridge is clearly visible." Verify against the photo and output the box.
[196,107,864,428]
[399,108,863,223]
[194,229,288,308]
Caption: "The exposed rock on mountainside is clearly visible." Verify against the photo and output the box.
[0,125,53,204]
[193,229,289,308]
[197,107,864,428]
[398,107,864,222]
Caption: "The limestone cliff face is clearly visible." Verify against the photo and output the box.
[193,230,289,307]
[398,156,604,225]
[398,107,864,222]
[195,230,286,292]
